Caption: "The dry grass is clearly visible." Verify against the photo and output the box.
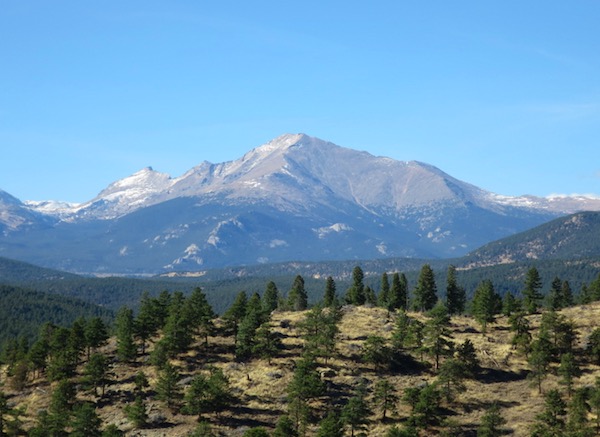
[3,302,600,436]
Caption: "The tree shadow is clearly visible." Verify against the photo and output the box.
[475,367,527,384]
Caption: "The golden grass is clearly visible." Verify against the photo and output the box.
[3,301,600,436]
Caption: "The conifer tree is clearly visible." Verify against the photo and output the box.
[223,291,248,336]
[558,352,580,398]
[472,280,500,332]
[84,317,109,360]
[252,322,282,364]
[373,378,398,421]
[187,287,216,345]
[115,306,137,363]
[531,389,566,436]
[155,362,182,410]
[413,264,437,312]
[379,272,391,308]
[342,382,370,437]
[523,267,543,314]
[71,402,102,437]
[162,291,194,356]
[390,272,408,311]
[323,276,337,307]
[125,395,148,429]
[263,281,279,314]
[345,266,366,305]
[134,292,160,355]
[84,353,109,396]
[316,411,344,437]
[288,275,308,311]
[477,404,506,437]
[528,335,552,394]
[446,265,465,315]
[424,302,453,370]
[566,387,592,436]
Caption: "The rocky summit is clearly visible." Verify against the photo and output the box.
[2,134,600,274]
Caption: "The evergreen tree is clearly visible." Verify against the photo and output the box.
[437,358,467,403]
[379,272,391,308]
[345,266,366,306]
[71,402,102,437]
[155,362,182,410]
[84,317,109,360]
[125,395,148,429]
[502,291,519,316]
[183,367,232,421]
[413,264,437,312]
[316,411,344,437]
[389,272,408,311]
[523,267,543,314]
[373,378,398,421]
[287,356,325,432]
[548,276,565,310]
[528,335,552,394]
[187,287,216,346]
[365,285,377,305]
[424,302,453,369]
[472,280,500,332]
[588,328,600,365]
[162,291,194,356]
[252,322,282,364]
[590,378,600,433]
[446,265,466,315]
[84,352,109,396]
[342,382,370,437]
[531,389,566,436]
[222,291,248,336]
[272,415,298,437]
[567,387,592,437]
[288,275,308,311]
[561,280,574,308]
[299,304,341,364]
[102,424,124,437]
[134,371,149,396]
[477,404,506,437]
[263,281,280,314]
[323,276,337,307]
[362,335,391,370]
[456,339,479,375]
[115,306,137,363]
[509,310,532,356]
[558,352,580,398]
[134,292,160,355]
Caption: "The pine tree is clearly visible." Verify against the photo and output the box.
[252,322,282,364]
[115,306,137,363]
[413,264,437,312]
[84,317,109,360]
[472,280,500,332]
[134,292,160,355]
[477,404,506,437]
[548,276,564,310]
[84,353,109,396]
[71,402,102,437]
[424,302,453,370]
[558,352,580,398]
[323,276,337,307]
[162,291,194,356]
[342,382,370,437]
[288,275,308,311]
[390,272,408,311]
[437,358,467,403]
[223,290,248,336]
[125,395,148,429]
[345,266,366,306]
[316,411,344,437]
[379,272,391,308]
[362,335,391,370]
[523,267,543,314]
[263,281,280,314]
[373,378,398,421]
[446,265,465,315]
[531,389,566,436]
[155,362,182,410]
[566,387,592,436]
[272,415,298,437]
[187,287,216,346]
[183,367,232,421]
[588,328,600,365]
[528,335,552,394]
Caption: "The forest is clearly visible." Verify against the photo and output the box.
[1,264,600,436]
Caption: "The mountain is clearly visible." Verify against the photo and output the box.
[2,133,600,274]
[463,210,600,267]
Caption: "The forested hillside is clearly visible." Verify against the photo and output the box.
[2,267,600,436]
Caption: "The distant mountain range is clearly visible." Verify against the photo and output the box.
[2,133,600,274]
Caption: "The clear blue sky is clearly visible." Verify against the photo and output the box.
[2,1,599,202]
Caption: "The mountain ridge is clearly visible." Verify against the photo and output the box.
[2,133,600,274]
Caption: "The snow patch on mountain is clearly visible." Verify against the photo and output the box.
[314,223,354,239]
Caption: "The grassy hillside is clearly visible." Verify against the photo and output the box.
[2,300,599,436]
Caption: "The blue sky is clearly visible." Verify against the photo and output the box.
[1,1,599,202]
